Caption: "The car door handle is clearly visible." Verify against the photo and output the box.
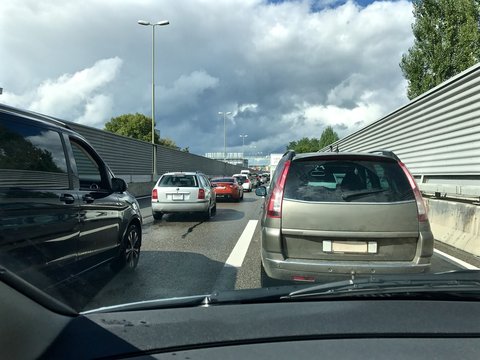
[83,194,95,203]
[60,194,75,204]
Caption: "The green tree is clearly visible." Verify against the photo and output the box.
[104,113,179,149]
[287,127,339,153]
[400,0,480,99]
[287,137,320,153]
[319,126,339,149]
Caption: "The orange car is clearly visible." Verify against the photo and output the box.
[211,177,244,201]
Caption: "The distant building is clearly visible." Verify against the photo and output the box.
[205,152,271,171]
[205,152,246,166]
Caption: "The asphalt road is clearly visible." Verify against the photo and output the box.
[63,191,469,312]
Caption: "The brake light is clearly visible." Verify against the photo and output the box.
[198,189,205,199]
[399,161,428,222]
[267,160,291,218]
[152,188,158,200]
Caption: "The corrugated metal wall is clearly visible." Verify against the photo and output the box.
[69,123,152,175]
[322,63,480,180]
[67,122,245,178]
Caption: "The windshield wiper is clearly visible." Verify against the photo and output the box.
[341,189,388,201]
[283,270,480,300]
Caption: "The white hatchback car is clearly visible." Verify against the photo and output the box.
[151,172,216,220]
[233,173,253,192]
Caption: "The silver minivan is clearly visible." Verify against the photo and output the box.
[255,150,434,283]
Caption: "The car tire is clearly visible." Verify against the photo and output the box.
[203,203,213,221]
[111,223,141,272]
[153,211,163,220]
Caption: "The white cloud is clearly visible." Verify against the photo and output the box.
[0,0,415,155]
[158,70,219,114]
[75,94,114,127]
[2,57,122,124]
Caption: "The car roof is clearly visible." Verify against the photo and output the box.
[0,103,93,147]
[1,103,73,132]
[161,172,205,176]
[292,151,399,162]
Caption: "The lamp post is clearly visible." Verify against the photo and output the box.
[239,134,248,159]
[218,111,231,162]
[138,19,169,177]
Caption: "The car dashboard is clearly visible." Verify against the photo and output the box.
[2,278,480,359]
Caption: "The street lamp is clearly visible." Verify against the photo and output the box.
[138,19,169,177]
[218,111,232,162]
[239,134,248,159]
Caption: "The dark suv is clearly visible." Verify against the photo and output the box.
[256,150,434,283]
[0,104,142,292]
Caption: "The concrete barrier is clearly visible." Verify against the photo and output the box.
[425,198,480,257]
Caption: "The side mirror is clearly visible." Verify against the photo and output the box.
[112,177,128,193]
[255,186,267,197]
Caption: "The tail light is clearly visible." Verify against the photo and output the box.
[399,161,428,222]
[198,189,205,199]
[152,188,158,200]
[267,160,291,218]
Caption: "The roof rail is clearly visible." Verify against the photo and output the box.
[369,149,400,161]
[283,150,296,160]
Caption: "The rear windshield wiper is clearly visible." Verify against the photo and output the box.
[283,270,480,300]
[341,189,388,201]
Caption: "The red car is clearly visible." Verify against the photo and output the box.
[211,177,244,201]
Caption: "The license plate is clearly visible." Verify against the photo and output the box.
[216,186,225,190]
[332,241,368,254]
[172,194,184,201]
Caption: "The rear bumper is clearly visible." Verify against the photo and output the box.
[262,249,431,281]
[261,222,434,281]
[152,200,209,213]
[215,190,239,198]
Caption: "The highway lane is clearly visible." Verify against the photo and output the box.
[61,191,472,312]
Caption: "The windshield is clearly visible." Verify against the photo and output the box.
[158,174,198,187]
[1,0,479,314]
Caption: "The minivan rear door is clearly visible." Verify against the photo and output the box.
[281,155,419,262]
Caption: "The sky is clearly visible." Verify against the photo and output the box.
[0,0,414,156]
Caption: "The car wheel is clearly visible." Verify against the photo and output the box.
[153,211,163,220]
[111,223,141,272]
[203,203,213,220]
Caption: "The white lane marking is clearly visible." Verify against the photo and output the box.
[224,220,258,268]
[434,249,479,270]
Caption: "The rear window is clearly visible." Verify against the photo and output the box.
[211,178,234,183]
[284,158,414,203]
[158,174,198,187]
